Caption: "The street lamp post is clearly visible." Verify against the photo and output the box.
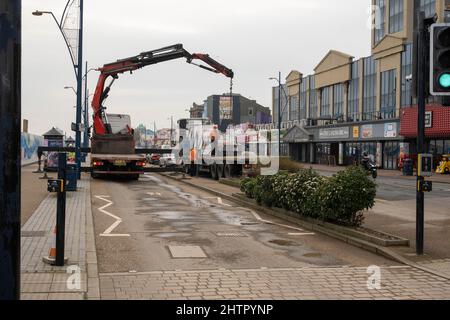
[168,116,174,147]
[33,0,84,179]
[269,73,289,157]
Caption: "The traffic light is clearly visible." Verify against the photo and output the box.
[430,23,450,96]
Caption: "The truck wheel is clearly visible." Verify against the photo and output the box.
[223,164,232,178]
[217,164,224,178]
[445,167,450,174]
[211,164,219,180]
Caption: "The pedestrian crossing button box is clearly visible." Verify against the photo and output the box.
[47,179,63,193]
[419,180,433,193]
[418,154,434,177]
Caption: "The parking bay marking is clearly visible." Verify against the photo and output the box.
[95,196,130,237]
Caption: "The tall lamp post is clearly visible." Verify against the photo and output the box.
[33,0,84,179]
[83,64,96,151]
[168,116,174,147]
[269,72,289,157]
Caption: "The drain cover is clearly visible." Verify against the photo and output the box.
[21,231,47,238]
[216,232,247,237]
[168,246,207,258]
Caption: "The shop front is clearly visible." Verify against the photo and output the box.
[400,105,450,169]
[284,120,403,170]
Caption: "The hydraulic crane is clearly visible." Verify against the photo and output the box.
[92,43,234,135]
[89,43,234,179]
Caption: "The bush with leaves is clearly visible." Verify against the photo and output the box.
[280,169,325,218]
[318,166,377,226]
[240,178,257,199]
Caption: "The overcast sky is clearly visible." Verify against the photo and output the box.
[23,0,372,136]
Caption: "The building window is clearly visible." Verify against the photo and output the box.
[309,76,318,120]
[333,84,344,121]
[248,107,254,116]
[321,87,331,118]
[363,56,377,120]
[420,0,436,18]
[380,69,397,119]
[374,0,386,43]
[289,96,298,121]
[348,60,360,122]
[300,78,308,120]
[389,0,404,34]
[401,43,413,107]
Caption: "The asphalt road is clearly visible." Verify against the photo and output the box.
[91,173,394,274]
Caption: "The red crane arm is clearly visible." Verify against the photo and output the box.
[91,44,234,135]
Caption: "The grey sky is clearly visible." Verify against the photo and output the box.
[23,0,372,136]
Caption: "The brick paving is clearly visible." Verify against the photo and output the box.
[99,266,450,300]
[20,177,98,300]
[419,259,450,277]
[21,179,88,273]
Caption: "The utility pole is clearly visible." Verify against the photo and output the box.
[83,61,89,150]
[416,11,426,255]
[75,0,84,179]
[0,0,21,300]
[278,72,282,157]
[154,121,157,147]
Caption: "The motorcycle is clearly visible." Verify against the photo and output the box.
[362,160,378,179]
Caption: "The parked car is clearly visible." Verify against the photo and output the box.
[159,153,177,167]
[148,153,161,165]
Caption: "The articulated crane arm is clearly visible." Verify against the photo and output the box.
[91,44,234,135]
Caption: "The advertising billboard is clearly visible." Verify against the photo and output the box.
[219,97,232,120]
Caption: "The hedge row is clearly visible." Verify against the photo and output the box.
[240,166,377,227]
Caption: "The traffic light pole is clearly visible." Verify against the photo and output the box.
[416,11,426,255]
[0,0,22,300]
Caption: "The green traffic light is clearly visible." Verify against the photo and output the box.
[439,73,450,88]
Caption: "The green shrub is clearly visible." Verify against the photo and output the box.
[279,169,325,218]
[241,166,376,227]
[318,166,377,226]
[240,178,257,199]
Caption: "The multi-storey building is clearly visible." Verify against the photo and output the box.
[204,93,272,132]
[276,0,450,169]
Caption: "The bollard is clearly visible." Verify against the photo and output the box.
[43,153,68,266]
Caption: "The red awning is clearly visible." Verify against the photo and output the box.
[400,104,450,138]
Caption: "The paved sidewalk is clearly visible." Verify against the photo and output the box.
[20,176,99,300]
[100,266,450,300]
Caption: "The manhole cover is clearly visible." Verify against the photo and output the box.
[168,246,207,258]
[21,231,47,238]
[216,232,248,237]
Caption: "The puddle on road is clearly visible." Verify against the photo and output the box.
[153,233,192,238]
[151,211,193,220]
[303,252,323,258]
[269,239,296,247]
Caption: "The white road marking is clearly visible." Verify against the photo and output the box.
[95,196,130,237]
[147,192,162,197]
[204,197,232,207]
[246,209,315,235]
[288,232,316,236]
